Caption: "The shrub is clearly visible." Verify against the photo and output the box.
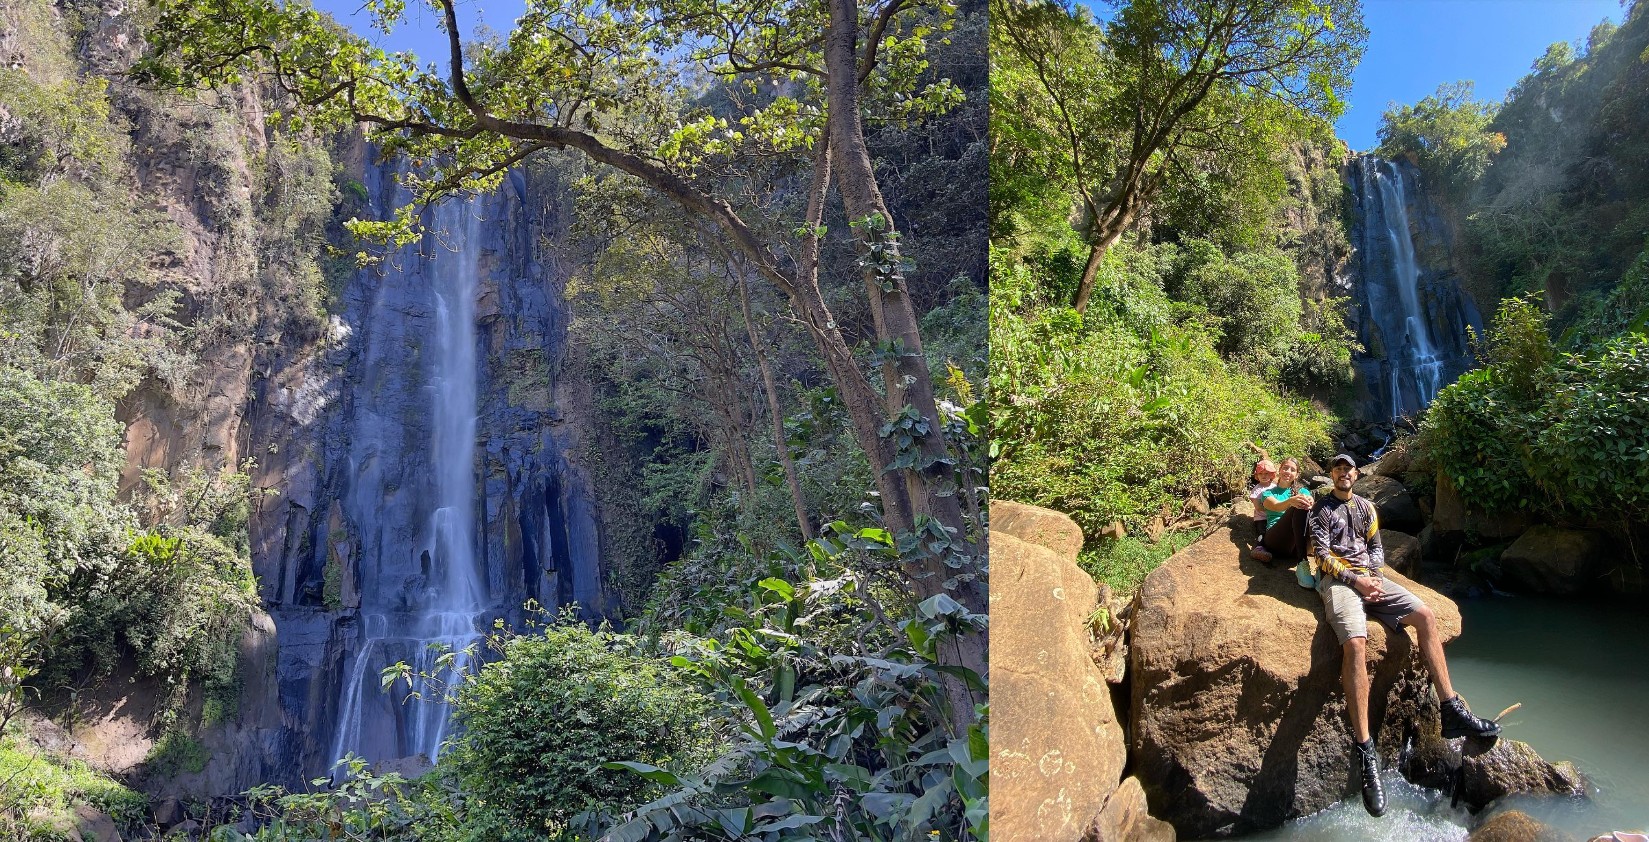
[1421,368,1541,512]
[1534,333,1649,517]
[991,270,1330,545]
[0,736,148,839]
[1424,298,1649,522]
[442,621,717,839]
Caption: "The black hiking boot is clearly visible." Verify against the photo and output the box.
[1440,694,1501,739]
[1356,739,1386,817]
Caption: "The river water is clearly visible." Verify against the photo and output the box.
[1247,593,1649,841]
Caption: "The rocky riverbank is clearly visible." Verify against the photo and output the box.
[992,498,1589,841]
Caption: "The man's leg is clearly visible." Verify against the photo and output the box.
[1341,635,1371,742]
[1387,587,1499,739]
[1319,578,1386,816]
[1399,602,1455,701]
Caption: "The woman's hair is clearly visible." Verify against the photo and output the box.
[1279,456,1301,474]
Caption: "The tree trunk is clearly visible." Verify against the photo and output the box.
[824,0,985,726]
[737,273,813,542]
[1071,203,1135,313]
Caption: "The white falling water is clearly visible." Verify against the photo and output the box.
[329,199,488,768]
[1370,160,1445,417]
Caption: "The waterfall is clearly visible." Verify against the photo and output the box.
[256,157,614,781]
[328,198,491,768]
[1347,156,1481,422]
[1370,160,1444,415]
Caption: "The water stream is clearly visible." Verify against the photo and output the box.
[328,199,491,767]
[1369,159,1445,416]
[1248,592,1649,840]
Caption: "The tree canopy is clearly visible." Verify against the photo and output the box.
[992,0,1365,310]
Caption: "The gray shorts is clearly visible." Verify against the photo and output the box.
[1315,574,1426,645]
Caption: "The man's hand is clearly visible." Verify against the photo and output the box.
[1352,575,1384,601]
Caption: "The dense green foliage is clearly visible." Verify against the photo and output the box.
[444,622,716,839]
[988,0,1357,589]
[991,0,1364,309]
[1375,81,1505,200]
[990,244,1331,546]
[1424,297,1649,524]
[242,562,986,841]
[0,8,322,832]
[0,735,148,839]
[563,10,988,619]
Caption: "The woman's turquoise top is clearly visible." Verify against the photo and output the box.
[1260,485,1305,530]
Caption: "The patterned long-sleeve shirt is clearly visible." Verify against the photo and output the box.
[1308,493,1384,585]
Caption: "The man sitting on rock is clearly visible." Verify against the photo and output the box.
[1308,453,1501,818]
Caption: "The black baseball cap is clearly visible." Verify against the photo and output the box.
[1330,454,1357,469]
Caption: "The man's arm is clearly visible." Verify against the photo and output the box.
[1365,500,1384,569]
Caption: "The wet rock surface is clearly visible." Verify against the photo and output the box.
[1469,810,1558,842]
[1344,155,1483,422]
[1457,738,1587,812]
[246,158,610,779]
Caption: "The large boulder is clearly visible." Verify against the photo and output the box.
[1433,472,1530,541]
[1369,444,1416,479]
[1128,520,1461,837]
[1381,530,1420,577]
[992,504,1130,842]
[1353,475,1424,533]
[993,500,1087,562]
[1499,526,1607,595]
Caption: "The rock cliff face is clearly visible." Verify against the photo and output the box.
[19,0,609,788]
[1344,155,1485,422]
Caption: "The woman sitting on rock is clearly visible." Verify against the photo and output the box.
[1250,457,1313,562]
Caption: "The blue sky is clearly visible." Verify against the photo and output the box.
[310,0,527,68]
[313,0,1625,152]
[1337,0,1624,151]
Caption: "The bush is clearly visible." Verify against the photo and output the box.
[0,368,130,635]
[1420,368,1541,512]
[442,621,716,839]
[1424,297,1649,521]
[0,736,148,839]
[1534,333,1649,516]
[1164,240,1303,364]
[991,258,1330,545]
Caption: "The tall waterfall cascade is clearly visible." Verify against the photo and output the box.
[253,159,613,780]
[1345,156,1483,422]
[329,200,491,767]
